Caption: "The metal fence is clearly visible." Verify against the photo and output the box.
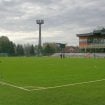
[52,53,105,58]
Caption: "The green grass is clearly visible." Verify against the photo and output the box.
[0,57,105,105]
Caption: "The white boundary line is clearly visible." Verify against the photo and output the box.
[30,78,105,91]
[0,81,30,91]
[1,78,105,92]
[23,86,46,89]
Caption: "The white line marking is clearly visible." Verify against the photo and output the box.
[0,81,30,91]
[1,78,105,92]
[24,86,46,89]
[30,78,105,91]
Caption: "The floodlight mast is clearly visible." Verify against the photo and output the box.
[36,20,44,55]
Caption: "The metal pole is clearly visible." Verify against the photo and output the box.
[39,24,41,48]
[36,20,44,56]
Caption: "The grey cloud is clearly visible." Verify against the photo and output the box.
[0,0,105,45]
[23,0,53,5]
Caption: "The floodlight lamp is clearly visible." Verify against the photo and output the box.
[36,20,44,24]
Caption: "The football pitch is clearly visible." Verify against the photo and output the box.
[0,57,105,105]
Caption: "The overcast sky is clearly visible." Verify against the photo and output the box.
[0,0,105,46]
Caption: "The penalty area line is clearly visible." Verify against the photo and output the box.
[30,78,105,91]
[0,81,30,91]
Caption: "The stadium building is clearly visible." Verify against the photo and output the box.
[77,28,105,52]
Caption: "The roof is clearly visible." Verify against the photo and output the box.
[77,32,93,37]
[77,28,105,37]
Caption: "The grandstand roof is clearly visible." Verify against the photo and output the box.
[77,28,105,37]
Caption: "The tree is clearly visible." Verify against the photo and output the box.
[0,36,15,56]
[24,44,36,56]
[16,44,24,56]
[29,45,35,56]
[8,41,15,55]
[43,44,55,55]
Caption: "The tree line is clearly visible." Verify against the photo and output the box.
[0,36,60,56]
